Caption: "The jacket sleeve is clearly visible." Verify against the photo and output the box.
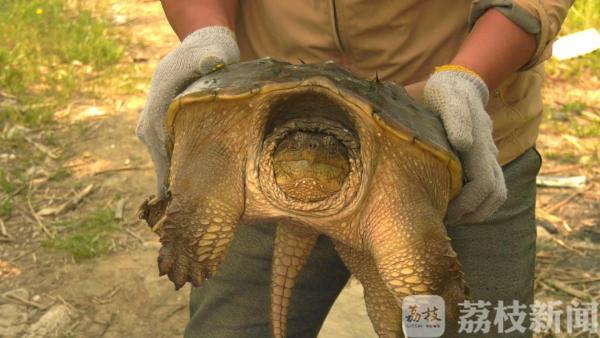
[470,0,574,69]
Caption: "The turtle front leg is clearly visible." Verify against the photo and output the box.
[334,242,403,338]
[154,115,247,289]
[360,188,468,321]
[270,224,318,338]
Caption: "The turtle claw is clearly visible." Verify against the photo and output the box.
[138,194,171,231]
[189,269,206,287]
[157,245,175,277]
[170,264,189,290]
[160,241,192,289]
[159,244,217,289]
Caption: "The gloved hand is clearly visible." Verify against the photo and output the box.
[137,26,240,198]
[423,65,507,225]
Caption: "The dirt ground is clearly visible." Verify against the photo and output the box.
[0,1,598,337]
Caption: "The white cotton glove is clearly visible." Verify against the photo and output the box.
[423,65,507,225]
[136,26,240,198]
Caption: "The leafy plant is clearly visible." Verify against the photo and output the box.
[0,0,125,126]
[43,209,121,259]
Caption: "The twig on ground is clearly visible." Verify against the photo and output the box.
[11,249,36,262]
[114,198,125,220]
[561,134,586,152]
[5,293,48,310]
[106,286,121,299]
[124,228,144,244]
[93,165,152,176]
[537,220,559,234]
[25,136,60,159]
[27,182,54,238]
[581,110,600,122]
[544,185,592,214]
[544,279,593,300]
[536,255,556,262]
[537,175,586,188]
[93,286,122,305]
[550,237,586,256]
[535,266,551,287]
[97,313,117,338]
[65,320,81,336]
[0,218,9,237]
[570,241,600,252]
[536,208,572,234]
[56,295,77,313]
[37,184,95,217]
[0,89,18,101]
[565,276,600,284]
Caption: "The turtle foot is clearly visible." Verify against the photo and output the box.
[157,240,210,290]
[151,195,238,290]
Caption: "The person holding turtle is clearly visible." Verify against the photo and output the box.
[136,1,572,337]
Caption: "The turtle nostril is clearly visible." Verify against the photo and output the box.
[309,142,318,149]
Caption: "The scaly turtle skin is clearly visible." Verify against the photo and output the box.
[139,58,468,338]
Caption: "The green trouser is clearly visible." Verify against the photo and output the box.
[185,148,541,338]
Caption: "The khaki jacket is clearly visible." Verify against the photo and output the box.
[235,0,572,165]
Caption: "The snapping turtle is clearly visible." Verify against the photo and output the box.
[139,58,468,337]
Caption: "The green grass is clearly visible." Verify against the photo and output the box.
[0,171,12,217]
[0,1,127,224]
[0,197,13,219]
[0,168,18,194]
[545,0,600,77]
[0,168,22,218]
[572,119,600,137]
[543,151,579,164]
[559,101,588,114]
[0,0,125,126]
[549,100,600,138]
[43,209,121,259]
[560,0,600,35]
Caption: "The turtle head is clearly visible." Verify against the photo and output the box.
[272,130,350,202]
[257,90,365,215]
